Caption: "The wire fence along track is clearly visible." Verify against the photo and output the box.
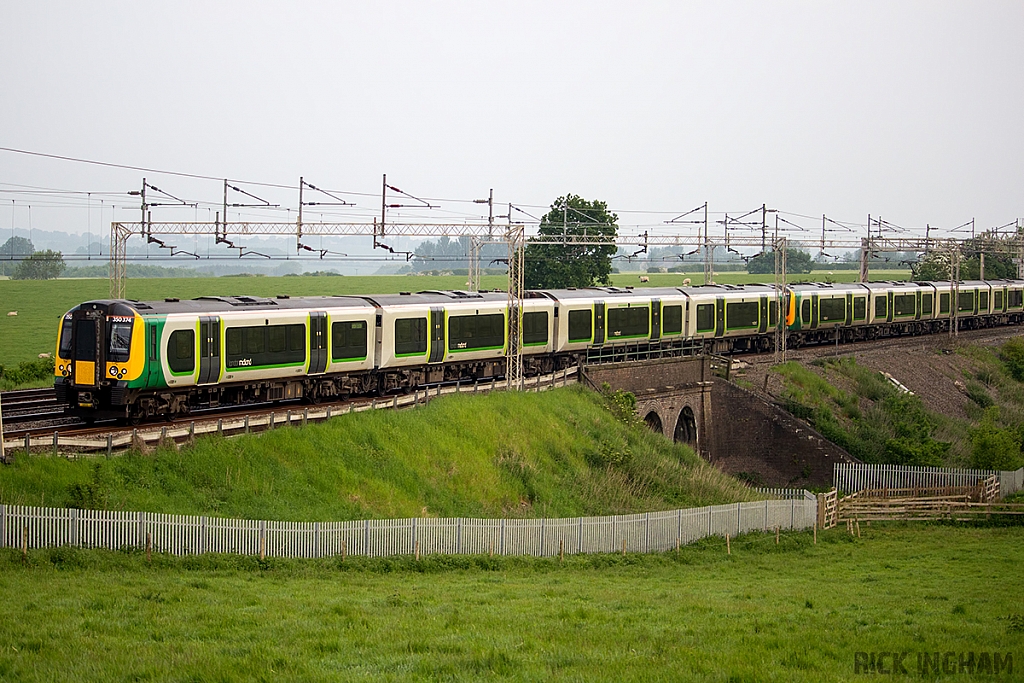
[1,369,577,458]
[0,499,817,559]
[833,463,1024,497]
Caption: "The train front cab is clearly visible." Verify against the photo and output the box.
[54,300,144,418]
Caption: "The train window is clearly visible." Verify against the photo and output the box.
[268,326,287,353]
[994,291,1003,311]
[225,324,305,368]
[853,297,866,320]
[226,329,242,356]
[874,296,887,318]
[607,306,649,338]
[108,321,133,363]
[287,325,305,352]
[819,297,845,323]
[245,328,265,355]
[979,291,989,311]
[893,294,915,317]
[332,320,367,361]
[449,313,505,351]
[768,300,778,327]
[568,309,592,342]
[59,318,72,357]
[1009,290,1023,308]
[800,299,811,325]
[167,329,195,374]
[662,305,683,335]
[726,302,759,330]
[695,304,714,333]
[958,291,974,313]
[395,317,427,356]
[922,293,933,315]
[523,311,548,345]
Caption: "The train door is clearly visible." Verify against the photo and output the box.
[714,297,725,338]
[308,312,328,374]
[758,296,768,334]
[145,321,162,386]
[428,307,445,364]
[810,294,819,329]
[198,316,221,385]
[72,311,103,388]
[887,292,894,323]
[845,293,853,325]
[915,291,922,320]
[650,299,661,340]
[594,301,605,345]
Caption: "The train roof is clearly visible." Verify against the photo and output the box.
[95,295,376,315]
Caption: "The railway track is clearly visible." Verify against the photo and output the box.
[1,371,577,458]
[2,323,1021,455]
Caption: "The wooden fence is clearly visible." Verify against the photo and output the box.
[833,463,1024,498]
[0,498,817,559]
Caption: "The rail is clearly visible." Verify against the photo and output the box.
[2,368,577,460]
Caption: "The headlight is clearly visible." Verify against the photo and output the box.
[110,367,118,376]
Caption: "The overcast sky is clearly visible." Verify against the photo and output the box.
[1,1,1022,246]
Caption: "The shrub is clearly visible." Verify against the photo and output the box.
[969,407,1024,470]
[1000,339,1024,382]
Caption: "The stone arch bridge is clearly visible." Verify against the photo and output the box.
[581,356,855,488]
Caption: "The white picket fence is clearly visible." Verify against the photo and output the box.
[756,487,817,501]
[0,498,817,559]
[834,463,1024,497]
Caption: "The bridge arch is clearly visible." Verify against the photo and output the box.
[674,405,697,446]
[643,410,663,433]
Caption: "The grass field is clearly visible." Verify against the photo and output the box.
[0,387,755,519]
[0,270,911,368]
[0,524,1019,682]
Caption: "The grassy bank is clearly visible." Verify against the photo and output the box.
[0,525,1019,682]
[773,343,1024,470]
[0,387,755,520]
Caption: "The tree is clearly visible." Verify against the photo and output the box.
[524,195,618,288]
[12,250,66,280]
[0,236,34,277]
[746,249,813,275]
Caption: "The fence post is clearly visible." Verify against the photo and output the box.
[411,518,417,556]
[314,522,320,558]
[259,520,266,561]
[500,518,505,556]
[52,431,58,457]
[0,503,5,549]
[540,518,545,557]
[70,508,79,547]
[364,519,370,557]
[677,509,682,543]
[106,434,113,458]
[737,502,742,536]
[137,511,145,548]
[24,433,30,456]
[578,517,584,554]
[457,518,462,555]
[645,513,650,553]
[200,516,207,554]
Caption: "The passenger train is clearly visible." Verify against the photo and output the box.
[53,280,1024,421]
